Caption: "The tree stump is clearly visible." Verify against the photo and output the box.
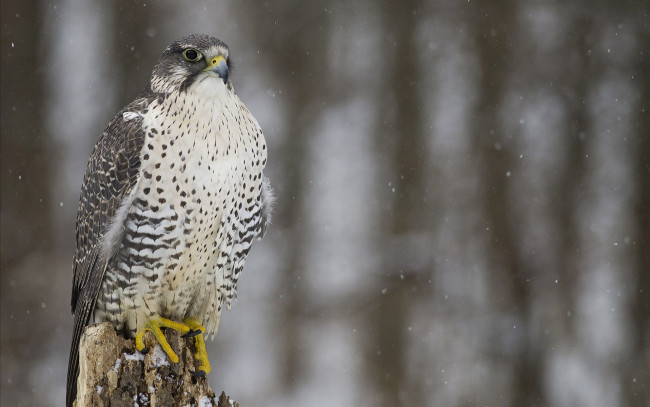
[74,322,238,407]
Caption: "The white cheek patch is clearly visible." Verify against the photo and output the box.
[151,65,192,93]
[170,65,190,85]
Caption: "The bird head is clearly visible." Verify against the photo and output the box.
[150,34,233,95]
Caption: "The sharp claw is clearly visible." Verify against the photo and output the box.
[140,346,150,354]
[189,369,206,377]
[182,329,202,338]
[135,317,189,364]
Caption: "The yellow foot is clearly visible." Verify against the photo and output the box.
[184,317,211,375]
[135,317,191,364]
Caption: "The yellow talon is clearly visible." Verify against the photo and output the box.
[184,317,211,374]
[184,317,206,334]
[135,317,191,364]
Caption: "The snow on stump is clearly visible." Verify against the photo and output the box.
[74,322,238,407]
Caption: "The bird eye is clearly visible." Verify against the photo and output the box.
[183,49,202,62]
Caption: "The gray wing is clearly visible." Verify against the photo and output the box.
[66,96,152,407]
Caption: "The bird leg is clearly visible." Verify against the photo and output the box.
[135,317,191,363]
[183,317,211,375]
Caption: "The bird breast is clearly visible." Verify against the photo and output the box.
[117,89,266,329]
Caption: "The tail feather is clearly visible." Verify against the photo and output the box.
[67,254,106,407]
[66,302,92,407]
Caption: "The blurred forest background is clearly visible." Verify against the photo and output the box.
[1,0,649,406]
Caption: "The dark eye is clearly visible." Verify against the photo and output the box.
[183,49,202,62]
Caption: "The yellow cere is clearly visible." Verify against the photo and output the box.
[208,55,225,68]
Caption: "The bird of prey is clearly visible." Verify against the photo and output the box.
[66,34,273,407]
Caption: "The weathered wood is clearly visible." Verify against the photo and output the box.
[74,322,238,407]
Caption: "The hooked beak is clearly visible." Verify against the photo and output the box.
[204,56,229,84]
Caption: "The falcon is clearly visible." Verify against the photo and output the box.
[66,34,273,407]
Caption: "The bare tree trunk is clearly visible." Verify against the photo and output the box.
[111,0,160,107]
[470,2,545,405]
[625,32,650,407]
[365,0,427,405]
[554,14,593,341]
[0,0,51,265]
[233,2,333,389]
[73,323,238,407]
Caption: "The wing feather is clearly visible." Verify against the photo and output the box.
[66,95,154,407]
[259,176,275,238]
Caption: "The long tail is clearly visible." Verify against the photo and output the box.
[67,255,106,407]
[66,293,97,407]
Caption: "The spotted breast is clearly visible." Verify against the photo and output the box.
[93,63,267,339]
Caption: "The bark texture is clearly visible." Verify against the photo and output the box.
[74,322,238,407]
